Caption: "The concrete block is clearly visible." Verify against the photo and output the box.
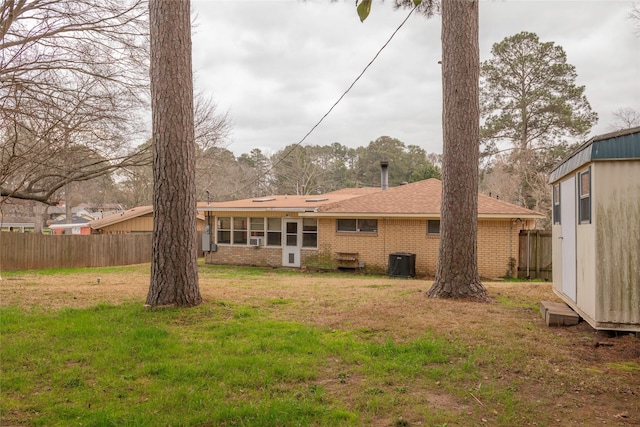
[540,300,580,326]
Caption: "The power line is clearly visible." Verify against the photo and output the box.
[220,4,419,199]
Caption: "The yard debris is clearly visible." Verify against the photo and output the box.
[470,392,484,406]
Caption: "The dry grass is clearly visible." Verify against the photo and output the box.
[1,265,639,426]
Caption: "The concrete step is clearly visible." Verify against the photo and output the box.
[539,301,580,327]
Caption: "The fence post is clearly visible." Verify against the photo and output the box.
[535,231,541,279]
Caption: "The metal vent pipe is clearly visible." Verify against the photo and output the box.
[380,160,389,191]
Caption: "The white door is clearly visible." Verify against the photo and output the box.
[560,176,577,302]
[282,219,301,267]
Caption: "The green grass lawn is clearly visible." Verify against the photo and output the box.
[1,264,638,426]
[1,298,463,426]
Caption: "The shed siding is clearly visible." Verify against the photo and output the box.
[595,161,640,325]
[575,216,597,320]
[100,215,154,233]
[551,224,562,290]
[96,214,206,234]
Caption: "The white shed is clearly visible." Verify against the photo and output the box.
[549,126,640,332]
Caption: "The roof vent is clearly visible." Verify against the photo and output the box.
[380,160,389,191]
[252,197,276,202]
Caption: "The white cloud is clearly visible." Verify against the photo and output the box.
[192,0,639,156]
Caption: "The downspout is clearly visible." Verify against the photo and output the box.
[509,220,513,277]
[511,218,523,278]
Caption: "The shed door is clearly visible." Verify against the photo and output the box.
[560,176,577,302]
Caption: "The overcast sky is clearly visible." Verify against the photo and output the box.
[190,0,640,157]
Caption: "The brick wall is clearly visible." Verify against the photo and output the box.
[203,211,319,267]
[204,245,320,268]
[203,211,533,279]
[318,217,530,279]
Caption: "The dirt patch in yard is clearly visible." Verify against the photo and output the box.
[1,268,638,426]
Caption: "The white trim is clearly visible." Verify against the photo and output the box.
[198,207,316,213]
[49,223,90,229]
[298,212,543,219]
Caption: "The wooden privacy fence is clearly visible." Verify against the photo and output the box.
[1,233,154,271]
[518,230,552,280]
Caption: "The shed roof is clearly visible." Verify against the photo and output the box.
[89,205,152,230]
[89,205,205,230]
[549,126,640,183]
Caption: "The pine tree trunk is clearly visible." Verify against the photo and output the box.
[427,0,489,301]
[146,0,201,307]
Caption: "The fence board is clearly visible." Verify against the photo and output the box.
[0,233,154,271]
[518,230,552,280]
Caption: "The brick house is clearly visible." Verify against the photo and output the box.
[199,178,542,279]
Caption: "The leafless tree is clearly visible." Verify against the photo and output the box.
[609,107,640,131]
[193,92,232,153]
[1,0,150,205]
[630,2,640,36]
[115,92,234,207]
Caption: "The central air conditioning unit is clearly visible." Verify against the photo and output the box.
[249,236,263,247]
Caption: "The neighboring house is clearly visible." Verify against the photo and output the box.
[90,205,206,234]
[198,178,543,279]
[49,216,92,235]
[0,218,36,233]
[549,126,640,332]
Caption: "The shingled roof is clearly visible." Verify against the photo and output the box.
[311,178,543,219]
[197,188,380,212]
[197,179,542,219]
[89,205,153,230]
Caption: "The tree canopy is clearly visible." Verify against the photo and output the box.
[479,31,597,218]
[481,31,597,152]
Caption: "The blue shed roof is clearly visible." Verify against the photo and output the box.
[549,126,640,183]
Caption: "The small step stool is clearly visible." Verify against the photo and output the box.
[539,301,580,326]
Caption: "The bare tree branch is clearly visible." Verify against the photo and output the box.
[1,0,150,205]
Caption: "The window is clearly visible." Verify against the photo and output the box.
[250,218,265,238]
[266,218,282,246]
[552,184,561,225]
[302,218,318,248]
[578,169,591,224]
[336,219,377,233]
[427,220,440,235]
[217,216,286,246]
[248,218,265,246]
[359,219,377,233]
[217,217,231,244]
[233,217,247,244]
[336,219,356,232]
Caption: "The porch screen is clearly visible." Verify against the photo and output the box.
[266,218,282,246]
[217,217,231,244]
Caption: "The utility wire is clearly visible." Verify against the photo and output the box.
[221,4,419,199]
